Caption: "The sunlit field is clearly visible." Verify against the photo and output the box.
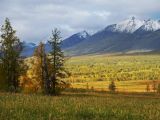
[65,54,160,92]
[1,54,160,120]
[0,91,160,120]
[71,80,152,92]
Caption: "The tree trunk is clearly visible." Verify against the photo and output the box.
[42,53,50,94]
[52,75,56,95]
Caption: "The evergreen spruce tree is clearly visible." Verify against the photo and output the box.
[0,18,22,92]
[48,28,66,95]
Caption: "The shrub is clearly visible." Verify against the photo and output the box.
[86,83,89,90]
[50,81,71,95]
[152,81,157,92]
[146,84,150,92]
[157,83,160,93]
[108,81,116,92]
[91,86,94,91]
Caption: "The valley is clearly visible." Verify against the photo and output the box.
[1,0,160,119]
[66,54,160,92]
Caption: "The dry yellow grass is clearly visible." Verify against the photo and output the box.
[65,54,160,92]
[1,91,160,120]
[71,80,159,92]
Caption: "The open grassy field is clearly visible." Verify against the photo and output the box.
[0,91,160,120]
[1,54,160,120]
[71,80,151,92]
[65,54,160,92]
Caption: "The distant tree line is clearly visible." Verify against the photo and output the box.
[0,18,69,95]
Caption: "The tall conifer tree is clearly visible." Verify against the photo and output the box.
[0,18,22,92]
[48,28,66,95]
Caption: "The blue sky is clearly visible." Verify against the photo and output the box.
[0,0,160,43]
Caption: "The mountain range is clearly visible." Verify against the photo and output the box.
[21,31,90,57]
[22,17,160,57]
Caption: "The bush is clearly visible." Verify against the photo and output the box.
[157,83,160,93]
[108,81,116,92]
[146,84,150,92]
[51,81,71,95]
[152,81,157,92]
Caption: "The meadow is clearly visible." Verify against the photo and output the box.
[1,54,160,120]
[65,54,160,92]
[0,91,160,120]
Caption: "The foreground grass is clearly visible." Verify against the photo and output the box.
[0,91,160,120]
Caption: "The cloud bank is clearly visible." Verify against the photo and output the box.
[0,0,160,43]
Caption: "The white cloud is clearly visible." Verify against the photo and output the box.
[0,0,160,43]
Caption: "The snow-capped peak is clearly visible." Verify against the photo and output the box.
[77,31,89,38]
[139,19,160,31]
[111,17,144,33]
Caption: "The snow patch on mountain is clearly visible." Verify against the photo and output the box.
[111,17,144,33]
[139,19,160,31]
[77,31,89,38]
[104,17,160,33]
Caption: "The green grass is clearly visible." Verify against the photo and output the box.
[0,92,160,120]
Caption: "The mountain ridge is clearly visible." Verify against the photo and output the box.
[65,17,160,56]
[22,17,160,57]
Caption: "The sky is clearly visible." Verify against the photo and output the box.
[0,0,160,43]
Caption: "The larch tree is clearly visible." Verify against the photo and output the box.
[34,42,50,94]
[0,18,23,92]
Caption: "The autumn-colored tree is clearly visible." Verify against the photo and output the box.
[34,42,50,93]
[146,84,150,92]
[20,42,50,93]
